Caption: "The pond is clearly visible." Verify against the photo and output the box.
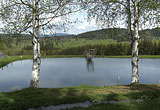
[0,58,160,92]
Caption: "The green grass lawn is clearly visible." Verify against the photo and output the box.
[69,98,160,110]
[0,84,160,110]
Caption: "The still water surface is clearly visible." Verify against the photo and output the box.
[0,58,160,92]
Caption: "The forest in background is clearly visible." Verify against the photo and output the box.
[0,27,160,56]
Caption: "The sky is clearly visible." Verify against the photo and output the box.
[55,10,127,35]
[53,10,102,35]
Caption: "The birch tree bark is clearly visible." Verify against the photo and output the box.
[30,0,41,88]
[131,0,139,83]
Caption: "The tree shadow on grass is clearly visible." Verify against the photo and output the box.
[0,86,90,110]
[102,84,160,110]
[0,84,160,110]
[125,84,160,99]
[68,84,160,110]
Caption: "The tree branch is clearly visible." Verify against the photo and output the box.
[39,7,84,27]
[13,0,33,9]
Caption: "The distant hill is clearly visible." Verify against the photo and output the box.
[0,33,72,40]
[76,28,129,41]
[0,34,32,40]
[0,28,159,41]
[75,28,160,41]
[140,28,160,39]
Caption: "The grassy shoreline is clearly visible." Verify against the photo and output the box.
[0,56,32,69]
[1,55,160,69]
[43,55,160,58]
[0,84,160,110]
[97,55,160,58]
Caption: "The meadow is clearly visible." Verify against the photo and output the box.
[0,84,160,110]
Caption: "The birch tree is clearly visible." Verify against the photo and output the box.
[30,0,41,88]
[87,0,160,83]
[0,0,84,88]
[130,0,160,83]
[131,0,139,83]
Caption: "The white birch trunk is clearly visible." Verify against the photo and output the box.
[131,0,139,83]
[30,0,41,88]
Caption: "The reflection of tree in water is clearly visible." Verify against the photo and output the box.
[86,60,94,72]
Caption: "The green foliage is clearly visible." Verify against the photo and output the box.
[0,43,6,50]
[0,28,160,56]
[58,40,160,56]
[3,38,160,56]
[0,36,6,50]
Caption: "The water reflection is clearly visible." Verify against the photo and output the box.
[86,59,94,72]
[1,58,160,92]
[0,60,32,92]
[117,76,120,85]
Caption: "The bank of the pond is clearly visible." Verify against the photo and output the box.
[98,55,160,58]
[0,56,32,68]
[1,55,160,69]
[0,84,160,110]
[45,55,160,58]
[0,55,85,68]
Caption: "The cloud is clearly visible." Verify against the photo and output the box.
[78,25,86,30]
[77,20,98,31]
[53,17,62,22]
